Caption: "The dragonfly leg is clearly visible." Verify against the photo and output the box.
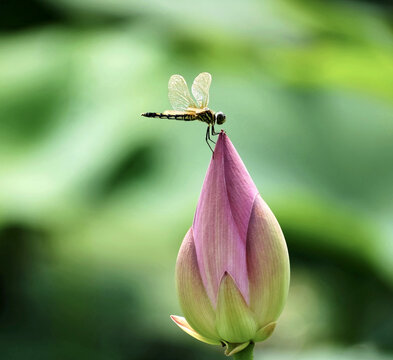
[211,125,220,136]
[205,127,214,153]
[207,126,216,144]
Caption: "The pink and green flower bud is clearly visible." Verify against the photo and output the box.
[171,132,290,356]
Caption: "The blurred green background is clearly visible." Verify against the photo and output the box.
[0,0,392,359]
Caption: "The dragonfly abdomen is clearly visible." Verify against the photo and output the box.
[141,112,196,121]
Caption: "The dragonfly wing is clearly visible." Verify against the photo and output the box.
[192,72,211,108]
[168,75,198,111]
[188,107,206,114]
[163,110,197,115]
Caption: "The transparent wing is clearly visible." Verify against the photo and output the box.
[191,72,212,108]
[168,75,197,111]
[163,110,196,115]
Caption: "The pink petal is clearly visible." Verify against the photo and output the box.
[176,228,220,341]
[193,132,258,305]
[246,195,290,327]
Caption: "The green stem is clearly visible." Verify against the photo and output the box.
[233,342,254,360]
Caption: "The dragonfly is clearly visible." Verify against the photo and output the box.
[141,72,226,152]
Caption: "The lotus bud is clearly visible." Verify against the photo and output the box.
[171,132,290,357]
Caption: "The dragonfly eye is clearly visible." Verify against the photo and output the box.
[215,112,226,125]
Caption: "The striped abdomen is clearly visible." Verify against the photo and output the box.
[141,112,196,121]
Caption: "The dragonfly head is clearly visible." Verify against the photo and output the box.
[215,111,226,125]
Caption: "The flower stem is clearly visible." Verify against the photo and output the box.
[233,342,254,360]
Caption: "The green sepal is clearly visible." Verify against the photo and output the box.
[170,315,221,345]
[223,341,250,356]
[254,322,276,342]
[216,272,257,343]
